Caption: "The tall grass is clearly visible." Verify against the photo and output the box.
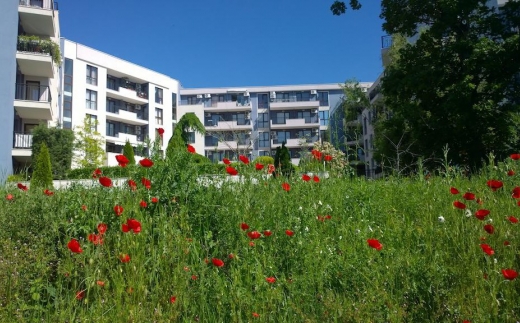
[0,152,519,322]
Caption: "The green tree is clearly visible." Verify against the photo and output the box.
[74,116,105,168]
[166,113,205,159]
[31,142,53,189]
[32,125,74,179]
[274,142,293,177]
[123,140,136,165]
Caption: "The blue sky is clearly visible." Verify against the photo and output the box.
[59,0,384,88]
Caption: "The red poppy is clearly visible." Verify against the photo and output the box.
[475,209,490,220]
[255,163,264,170]
[157,127,165,137]
[97,223,107,234]
[191,275,198,280]
[311,150,322,160]
[139,158,154,168]
[249,241,255,247]
[317,215,325,222]
[511,154,520,160]
[43,189,54,196]
[122,223,130,233]
[282,182,290,192]
[240,222,250,231]
[263,230,272,237]
[512,186,520,199]
[17,183,28,191]
[88,233,103,245]
[486,179,503,191]
[212,258,224,267]
[324,155,332,162]
[76,290,85,300]
[119,254,131,263]
[228,253,234,259]
[462,192,475,200]
[476,198,483,205]
[266,277,276,284]
[141,177,151,189]
[170,296,177,304]
[508,215,518,223]
[96,280,105,287]
[325,215,332,220]
[151,197,159,203]
[140,200,147,208]
[453,201,466,209]
[6,194,13,201]
[367,239,383,251]
[81,205,87,211]
[127,179,137,191]
[267,164,275,174]
[114,205,124,216]
[67,239,83,253]
[252,312,260,318]
[483,224,495,234]
[99,176,112,188]
[501,268,518,280]
[504,240,511,246]
[239,155,250,164]
[480,244,494,256]
[116,154,129,167]
[302,174,311,182]
[450,187,459,194]
[92,168,102,178]
[285,230,294,237]
[124,219,142,233]
[226,166,238,176]
[187,144,196,154]
[247,231,261,239]
[223,158,231,165]
[508,170,515,176]
[313,175,320,183]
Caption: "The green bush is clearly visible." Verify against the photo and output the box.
[253,156,274,165]
[32,125,74,180]
[31,143,53,189]
[66,166,133,180]
[190,153,211,164]
[123,140,136,165]
[274,142,293,177]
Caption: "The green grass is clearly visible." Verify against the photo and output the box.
[1,153,519,322]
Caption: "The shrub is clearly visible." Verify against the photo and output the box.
[123,140,136,165]
[274,142,293,177]
[31,143,53,189]
[66,166,133,180]
[253,156,274,165]
[190,153,211,164]
[32,125,74,179]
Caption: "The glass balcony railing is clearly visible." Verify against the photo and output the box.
[15,83,51,102]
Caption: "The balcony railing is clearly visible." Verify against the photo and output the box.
[15,83,51,102]
[270,97,316,103]
[272,116,319,125]
[19,0,58,11]
[17,37,57,57]
[13,132,33,149]
[106,104,147,120]
[382,35,393,49]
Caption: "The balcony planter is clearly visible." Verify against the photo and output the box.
[17,35,62,66]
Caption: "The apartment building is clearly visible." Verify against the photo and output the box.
[178,84,370,165]
[60,39,180,167]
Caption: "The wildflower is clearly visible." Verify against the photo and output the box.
[255,163,264,170]
[465,209,473,217]
[438,216,445,223]
[252,312,260,318]
[486,179,503,191]
[285,230,294,237]
[512,186,520,199]
[282,182,290,192]
[126,219,141,233]
[367,239,383,251]
[97,223,107,234]
[480,244,494,256]
[228,253,234,259]
[139,158,154,168]
[157,127,164,137]
[263,230,272,237]
[462,192,475,200]
[67,239,83,253]
[99,176,112,188]
[313,175,320,183]
[501,269,518,280]
[508,215,518,223]
[240,222,250,230]
[476,198,483,205]
[504,241,511,246]
[119,254,131,263]
[311,150,322,160]
[324,155,332,162]
[6,194,13,201]
[96,280,105,287]
[475,209,490,220]
[140,200,147,208]
[511,153,520,160]
[81,205,87,211]
[212,258,224,267]
[302,174,311,182]
[141,177,151,189]
[88,233,103,245]
[43,189,54,196]
[170,296,177,304]
[450,187,459,194]
[115,154,129,167]
[226,166,238,176]
[247,231,261,239]
[114,205,124,216]
[191,275,198,280]
[483,224,494,234]
[92,168,102,178]
[266,277,276,284]
[17,183,28,191]
[128,179,137,191]
[508,170,515,176]
[223,158,231,165]
[151,197,159,203]
[453,201,466,209]
[76,290,85,300]
[239,155,250,164]
[267,164,275,174]
[187,144,196,154]
[249,241,255,247]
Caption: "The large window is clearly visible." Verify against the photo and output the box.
[258,93,269,109]
[107,76,117,90]
[155,87,163,104]
[106,121,116,137]
[257,113,269,128]
[86,89,97,110]
[297,111,311,123]
[106,99,117,113]
[155,108,163,125]
[259,132,270,148]
[318,91,329,106]
[86,65,97,85]
[275,112,289,124]
[277,131,291,143]
[63,58,73,129]
[87,114,97,132]
[319,110,329,126]
[187,96,199,105]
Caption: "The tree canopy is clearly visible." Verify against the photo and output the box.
[166,113,205,159]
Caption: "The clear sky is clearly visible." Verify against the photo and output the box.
[59,0,384,88]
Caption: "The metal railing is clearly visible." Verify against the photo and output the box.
[270,97,317,103]
[13,132,33,149]
[15,83,51,102]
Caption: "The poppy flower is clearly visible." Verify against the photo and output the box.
[75,290,85,300]
[318,215,325,222]
[255,163,264,170]
[453,201,466,209]
[263,230,272,237]
[476,198,483,205]
[504,240,511,246]
[450,187,459,194]
[266,277,276,284]
[97,223,107,234]
[170,296,177,304]
[81,205,87,211]
[67,239,83,253]
[325,215,332,220]
[127,179,137,191]
[324,155,332,162]
[462,192,475,200]
[187,144,196,154]
[92,168,102,178]
[226,166,238,176]
[267,164,275,174]
[252,312,260,318]
[88,233,103,245]
[223,158,231,165]
[512,187,520,199]
[285,230,294,237]
[115,154,129,167]
[6,194,13,201]
[483,224,495,234]
[151,197,159,203]
[122,223,130,233]
[313,175,320,183]
[43,189,54,196]
[99,176,112,188]
[96,280,105,287]
[475,209,490,220]
[367,239,383,251]
[141,177,151,189]
[238,155,249,164]
[311,150,322,160]
[228,253,234,259]
[302,174,311,182]
[240,223,250,231]
[191,275,198,280]
[119,254,131,263]
[511,154,520,160]
[501,269,518,280]
[157,127,165,137]
[140,200,147,208]
[508,215,518,223]
[139,158,154,168]
[282,183,290,192]
[212,258,224,267]
[487,179,503,191]
[114,205,124,216]
[249,241,255,247]
[480,244,494,256]
[126,219,141,233]
[508,170,515,176]
[247,231,261,239]
[17,183,28,191]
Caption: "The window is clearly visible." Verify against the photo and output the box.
[107,76,117,90]
[233,113,246,125]
[155,108,163,125]
[187,132,195,144]
[319,110,329,126]
[87,114,97,132]
[106,99,117,113]
[257,113,269,128]
[275,112,289,124]
[86,89,97,110]
[86,65,97,85]
[258,93,269,109]
[277,131,291,143]
[106,121,116,137]
[297,129,312,140]
[363,117,367,135]
[297,111,312,123]
[205,135,218,146]
[63,58,73,129]
[187,96,199,105]
[318,91,329,106]
[259,132,270,148]
[259,151,270,156]
[155,87,163,104]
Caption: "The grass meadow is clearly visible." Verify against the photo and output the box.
[1,152,519,322]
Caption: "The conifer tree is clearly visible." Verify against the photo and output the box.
[274,142,293,177]
[123,140,136,165]
[31,142,53,189]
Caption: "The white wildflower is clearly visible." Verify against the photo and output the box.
[438,216,445,223]
[465,209,472,217]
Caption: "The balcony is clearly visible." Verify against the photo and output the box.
[269,98,320,111]
[106,78,148,105]
[272,136,319,148]
[105,132,144,145]
[106,108,148,126]
[270,117,319,129]
[14,83,53,120]
[18,0,57,37]
[204,100,252,112]
[12,132,33,160]
[16,38,56,78]
[205,120,252,132]
[213,140,252,151]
